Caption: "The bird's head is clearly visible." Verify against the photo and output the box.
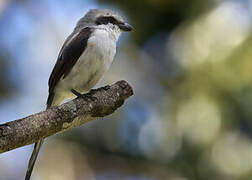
[76,9,133,33]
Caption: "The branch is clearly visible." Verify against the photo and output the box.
[0,80,133,153]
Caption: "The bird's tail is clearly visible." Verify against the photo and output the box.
[25,139,44,180]
[25,94,54,180]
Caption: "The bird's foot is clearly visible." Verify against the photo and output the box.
[71,89,82,97]
[101,85,110,91]
[71,89,97,101]
[90,85,110,93]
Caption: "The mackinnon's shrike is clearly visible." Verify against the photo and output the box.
[25,9,133,180]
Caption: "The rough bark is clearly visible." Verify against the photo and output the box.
[0,80,133,153]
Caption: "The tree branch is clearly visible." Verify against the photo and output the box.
[0,80,133,153]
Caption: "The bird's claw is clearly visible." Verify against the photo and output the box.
[71,89,97,101]
[90,85,110,93]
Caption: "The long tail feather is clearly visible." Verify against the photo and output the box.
[25,139,44,180]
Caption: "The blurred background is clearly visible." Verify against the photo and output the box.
[1,0,252,179]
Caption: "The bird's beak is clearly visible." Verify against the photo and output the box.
[119,23,133,32]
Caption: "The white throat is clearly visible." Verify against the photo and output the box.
[95,24,122,41]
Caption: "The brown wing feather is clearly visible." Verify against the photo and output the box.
[47,27,93,108]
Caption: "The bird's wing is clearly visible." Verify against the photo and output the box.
[47,27,93,108]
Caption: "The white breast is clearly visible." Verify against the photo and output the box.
[52,27,120,106]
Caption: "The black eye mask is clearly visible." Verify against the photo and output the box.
[95,16,123,26]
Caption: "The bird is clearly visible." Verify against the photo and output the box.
[25,8,133,180]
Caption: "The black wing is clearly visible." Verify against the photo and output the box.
[47,27,93,108]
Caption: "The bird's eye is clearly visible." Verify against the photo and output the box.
[96,16,118,25]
